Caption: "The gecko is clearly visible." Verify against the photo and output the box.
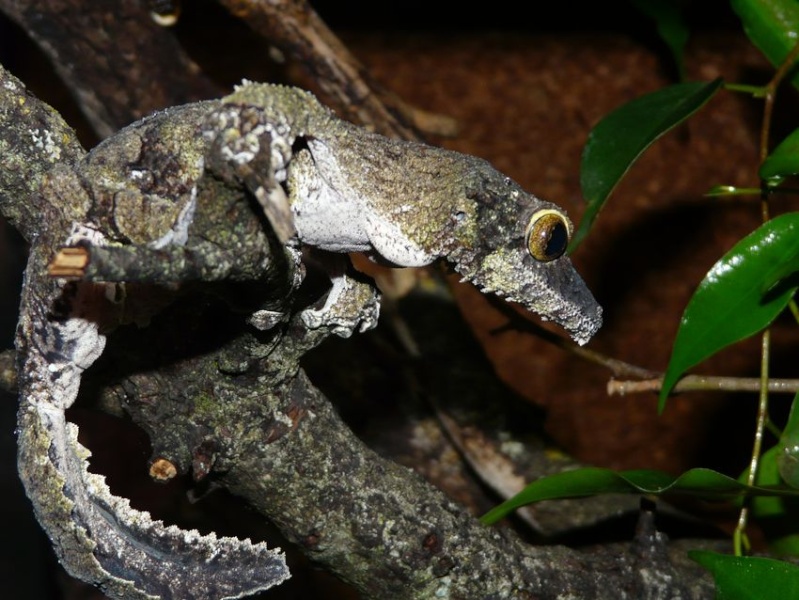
[17,81,602,600]
[204,81,602,344]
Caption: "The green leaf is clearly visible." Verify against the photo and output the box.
[741,442,799,555]
[658,213,799,412]
[737,400,799,555]
[571,79,722,250]
[778,392,799,489]
[480,467,799,526]
[761,127,799,182]
[731,0,799,89]
[629,0,690,80]
[690,551,799,599]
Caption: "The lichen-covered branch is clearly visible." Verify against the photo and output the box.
[93,290,716,599]
[0,65,85,241]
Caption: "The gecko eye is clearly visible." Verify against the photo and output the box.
[525,209,572,262]
[149,0,181,26]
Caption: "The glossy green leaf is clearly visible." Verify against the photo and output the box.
[480,467,799,526]
[761,127,799,182]
[572,79,722,250]
[690,551,799,599]
[731,0,799,89]
[741,442,799,555]
[659,213,799,412]
[629,0,689,80]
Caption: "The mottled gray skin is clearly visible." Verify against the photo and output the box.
[217,82,602,344]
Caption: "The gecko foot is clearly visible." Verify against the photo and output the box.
[300,267,381,338]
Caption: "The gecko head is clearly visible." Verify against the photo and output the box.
[446,173,602,345]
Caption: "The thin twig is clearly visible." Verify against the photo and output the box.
[760,41,799,163]
[608,374,799,396]
[735,329,771,550]
[486,293,799,396]
[485,294,657,379]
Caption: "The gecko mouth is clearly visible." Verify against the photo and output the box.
[516,261,602,346]
[536,291,603,346]
[497,281,602,346]
[457,250,603,346]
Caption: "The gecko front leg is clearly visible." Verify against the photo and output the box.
[204,86,383,339]
[286,144,381,337]
[203,101,297,244]
[299,254,381,337]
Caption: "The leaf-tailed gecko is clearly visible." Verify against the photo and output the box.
[19,81,602,600]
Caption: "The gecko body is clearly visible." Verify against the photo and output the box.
[213,82,602,344]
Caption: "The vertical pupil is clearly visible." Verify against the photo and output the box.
[544,221,567,258]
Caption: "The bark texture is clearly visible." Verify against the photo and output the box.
[0,0,219,138]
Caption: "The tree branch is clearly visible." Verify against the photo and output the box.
[5,63,290,599]
[0,0,219,138]
[0,63,85,240]
[216,0,458,139]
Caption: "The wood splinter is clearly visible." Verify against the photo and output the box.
[48,247,89,279]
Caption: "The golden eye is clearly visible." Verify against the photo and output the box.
[149,0,181,26]
[525,209,572,262]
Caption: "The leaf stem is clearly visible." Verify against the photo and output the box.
[735,329,772,552]
[789,299,799,325]
[723,82,767,97]
[760,40,799,166]
[704,186,763,197]
[733,520,750,557]
[766,418,782,440]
